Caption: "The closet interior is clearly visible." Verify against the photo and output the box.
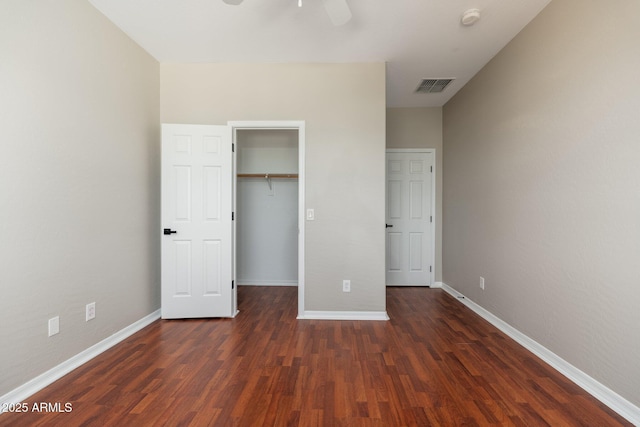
[236,129,299,287]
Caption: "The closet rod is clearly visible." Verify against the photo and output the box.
[237,173,298,179]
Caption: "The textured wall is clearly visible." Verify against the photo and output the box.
[0,0,160,396]
[386,107,443,282]
[443,0,640,407]
[161,62,386,312]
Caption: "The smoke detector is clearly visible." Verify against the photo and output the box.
[461,8,481,26]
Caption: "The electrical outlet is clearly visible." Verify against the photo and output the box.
[86,302,96,321]
[48,316,59,337]
[479,277,485,290]
[343,279,351,293]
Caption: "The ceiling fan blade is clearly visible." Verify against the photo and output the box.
[222,0,244,5]
[323,0,352,26]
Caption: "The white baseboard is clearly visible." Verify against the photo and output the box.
[238,281,298,287]
[385,282,443,288]
[298,311,389,321]
[0,309,161,410]
[386,284,431,287]
[440,283,640,426]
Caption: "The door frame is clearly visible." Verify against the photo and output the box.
[385,148,436,286]
[228,121,306,317]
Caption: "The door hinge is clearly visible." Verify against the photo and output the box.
[232,212,235,220]
[430,266,432,273]
[232,280,235,289]
[232,143,235,153]
[430,215,433,223]
[430,166,433,173]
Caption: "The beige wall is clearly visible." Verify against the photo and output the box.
[386,107,443,282]
[0,0,160,396]
[443,0,640,407]
[161,63,387,312]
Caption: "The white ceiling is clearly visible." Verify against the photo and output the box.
[88,0,551,107]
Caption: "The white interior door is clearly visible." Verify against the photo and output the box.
[161,124,233,318]
[386,150,434,286]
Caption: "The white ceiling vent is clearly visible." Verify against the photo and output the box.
[415,78,455,94]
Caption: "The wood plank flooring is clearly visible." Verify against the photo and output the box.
[0,286,631,426]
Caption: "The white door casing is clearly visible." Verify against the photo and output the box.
[161,124,233,318]
[386,150,435,286]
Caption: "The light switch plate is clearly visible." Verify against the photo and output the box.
[306,209,315,220]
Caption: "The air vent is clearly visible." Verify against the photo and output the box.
[415,78,455,94]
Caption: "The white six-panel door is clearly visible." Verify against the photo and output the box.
[161,124,233,318]
[386,150,434,286]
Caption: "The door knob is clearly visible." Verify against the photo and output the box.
[163,228,177,235]
[385,224,393,228]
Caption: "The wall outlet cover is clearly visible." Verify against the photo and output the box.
[86,302,96,321]
[48,316,60,336]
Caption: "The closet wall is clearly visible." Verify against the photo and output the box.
[236,129,299,286]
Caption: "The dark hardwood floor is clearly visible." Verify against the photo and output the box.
[0,286,630,426]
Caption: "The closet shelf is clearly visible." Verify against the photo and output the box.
[237,173,298,179]
[237,173,298,191]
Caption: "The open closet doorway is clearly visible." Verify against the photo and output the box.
[230,121,306,317]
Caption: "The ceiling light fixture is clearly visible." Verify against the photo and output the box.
[461,8,481,26]
[222,0,351,26]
